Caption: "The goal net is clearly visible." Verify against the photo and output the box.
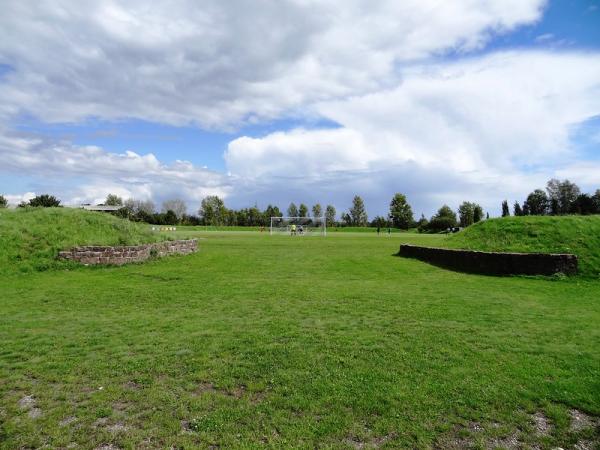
[270,217,326,236]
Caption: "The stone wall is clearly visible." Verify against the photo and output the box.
[58,239,198,266]
[398,244,577,276]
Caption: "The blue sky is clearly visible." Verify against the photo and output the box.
[1,0,599,217]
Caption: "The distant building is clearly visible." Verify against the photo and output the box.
[80,204,121,212]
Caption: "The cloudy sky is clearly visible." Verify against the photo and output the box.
[1,0,599,218]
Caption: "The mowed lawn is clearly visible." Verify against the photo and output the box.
[0,232,599,449]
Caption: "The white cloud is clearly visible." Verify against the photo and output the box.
[225,51,600,215]
[0,0,545,128]
[0,130,232,210]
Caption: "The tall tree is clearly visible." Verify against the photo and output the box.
[105,194,123,206]
[458,202,475,227]
[0,195,7,208]
[312,203,322,218]
[473,205,484,223]
[287,202,298,217]
[501,200,510,217]
[524,189,549,215]
[513,201,523,216]
[546,178,580,215]
[199,195,226,225]
[349,195,368,226]
[298,203,309,218]
[161,199,187,219]
[389,193,414,230]
[325,205,336,226]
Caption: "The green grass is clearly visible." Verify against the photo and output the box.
[0,208,165,275]
[444,215,600,277]
[0,229,599,448]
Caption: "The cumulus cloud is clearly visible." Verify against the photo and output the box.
[0,0,545,128]
[0,129,231,209]
[226,51,600,215]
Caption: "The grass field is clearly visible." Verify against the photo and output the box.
[1,219,599,448]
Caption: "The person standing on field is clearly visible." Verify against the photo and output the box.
[291,224,297,236]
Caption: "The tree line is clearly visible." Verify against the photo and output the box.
[2,177,598,231]
[501,179,600,217]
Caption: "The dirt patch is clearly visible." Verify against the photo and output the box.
[28,407,42,419]
[112,401,129,412]
[18,395,36,409]
[94,445,122,450]
[92,417,109,428]
[434,436,474,449]
[468,422,484,433]
[345,433,397,449]
[123,381,141,390]
[574,440,595,450]
[106,422,129,433]
[60,416,77,427]
[181,420,193,433]
[532,411,551,436]
[486,432,520,450]
[194,382,217,395]
[570,409,598,432]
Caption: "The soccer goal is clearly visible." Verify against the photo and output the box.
[270,217,327,236]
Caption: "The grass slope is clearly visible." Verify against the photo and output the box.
[0,231,598,448]
[445,215,600,277]
[0,207,164,274]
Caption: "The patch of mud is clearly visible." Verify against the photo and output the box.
[532,411,551,436]
[112,401,129,412]
[570,409,598,432]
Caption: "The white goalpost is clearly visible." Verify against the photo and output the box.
[269,216,327,236]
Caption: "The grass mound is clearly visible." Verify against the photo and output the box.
[0,207,164,274]
[445,215,600,277]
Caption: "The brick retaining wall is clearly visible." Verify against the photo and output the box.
[398,244,577,276]
[58,239,198,265]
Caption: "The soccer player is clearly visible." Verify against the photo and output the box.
[291,224,297,235]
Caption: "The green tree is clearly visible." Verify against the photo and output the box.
[312,203,322,218]
[0,195,7,208]
[458,202,475,227]
[425,205,457,233]
[325,205,336,226]
[105,194,123,206]
[524,189,548,215]
[298,203,309,218]
[546,178,580,215]
[263,205,282,224]
[473,205,483,223]
[28,194,61,207]
[389,193,413,230]
[199,195,226,225]
[513,201,523,216]
[287,202,298,217]
[349,195,368,226]
[501,200,510,217]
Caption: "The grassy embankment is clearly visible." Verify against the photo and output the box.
[0,207,165,274]
[444,215,600,277]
